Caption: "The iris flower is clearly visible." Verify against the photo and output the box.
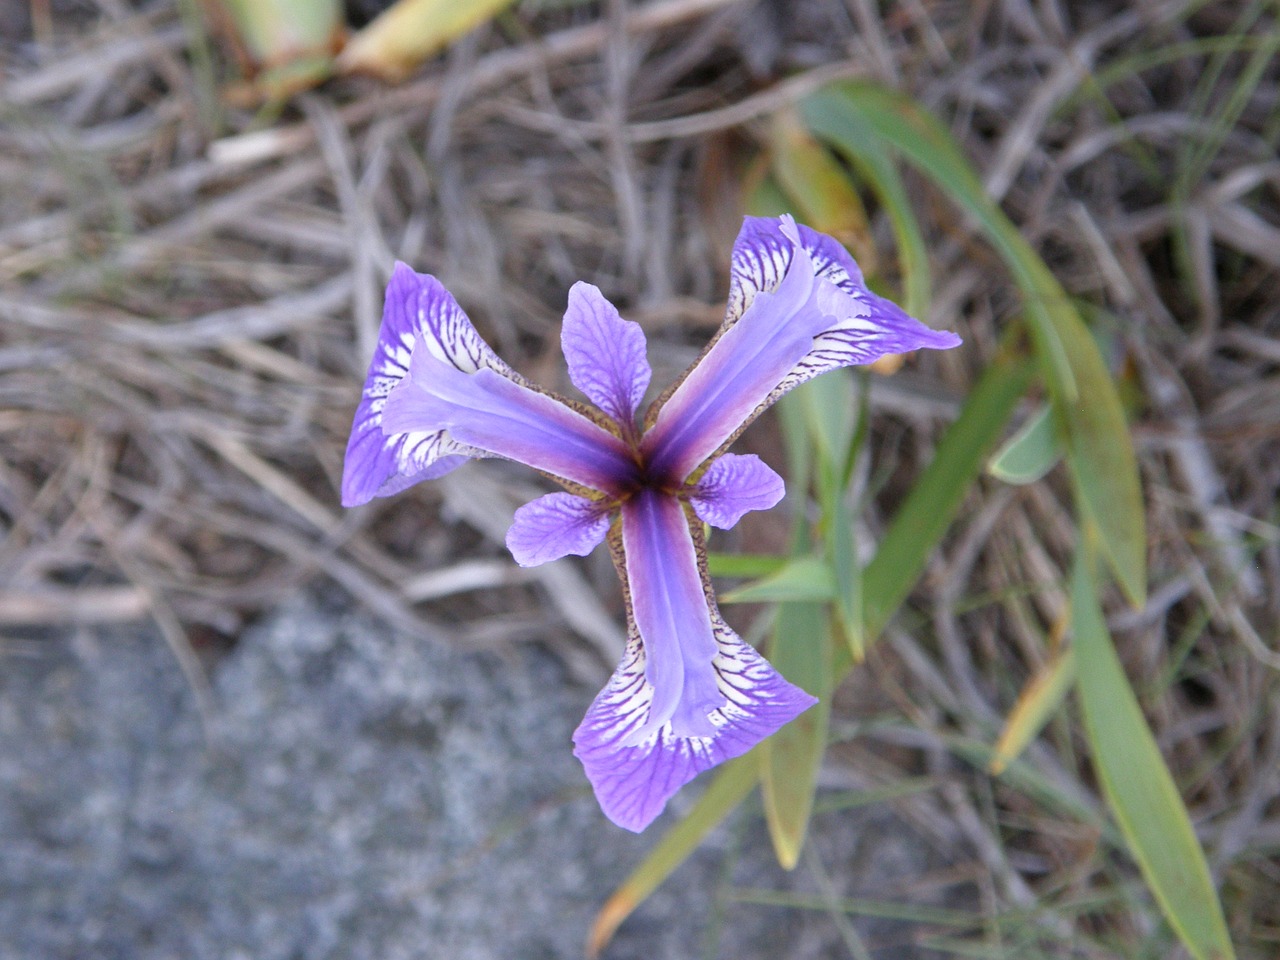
[342,215,960,831]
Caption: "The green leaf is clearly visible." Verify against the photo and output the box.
[803,82,1147,608]
[337,0,519,81]
[745,171,794,220]
[990,645,1075,775]
[856,352,1034,660]
[705,552,788,579]
[795,104,932,318]
[794,368,857,474]
[588,756,757,958]
[761,602,833,869]
[788,371,866,658]
[987,405,1063,485]
[216,0,341,64]
[768,111,876,270]
[720,556,835,604]
[827,490,863,661]
[1072,544,1235,960]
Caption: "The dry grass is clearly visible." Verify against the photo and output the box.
[1,0,1278,953]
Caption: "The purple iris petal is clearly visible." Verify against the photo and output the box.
[573,613,817,832]
[341,263,514,507]
[507,492,611,567]
[725,215,866,325]
[343,217,961,833]
[561,282,652,436]
[619,490,722,742]
[727,216,962,397]
[777,292,962,395]
[382,336,639,495]
[641,224,828,482]
[687,453,785,530]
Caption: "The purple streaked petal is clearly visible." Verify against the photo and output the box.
[641,218,828,482]
[775,291,962,395]
[341,263,515,507]
[342,410,477,507]
[506,492,611,567]
[725,215,866,326]
[725,215,962,398]
[382,337,639,495]
[561,282,651,435]
[572,613,816,832]
[687,454,785,530]
[619,490,721,742]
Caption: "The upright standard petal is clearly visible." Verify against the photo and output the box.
[640,226,829,482]
[506,492,611,567]
[687,453,785,530]
[383,338,639,495]
[342,263,516,506]
[561,282,652,437]
[573,611,816,832]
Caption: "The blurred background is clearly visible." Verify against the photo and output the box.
[1,0,1277,958]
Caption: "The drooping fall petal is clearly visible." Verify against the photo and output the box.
[382,336,639,495]
[727,216,962,396]
[724,214,866,325]
[618,490,722,742]
[640,221,827,482]
[573,613,816,832]
[342,263,519,506]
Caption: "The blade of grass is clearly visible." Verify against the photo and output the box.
[725,887,978,928]
[215,0,341,64]
[989,646,1075,775]
[1071,541,1236,960]
[706,552,788,579]
[791,369,865,658]
[827,490,864,660]
[719,556,835,604]
[804,83,1147,607]
[797,104,932,318]
[761,602,833,869]
[856,350,1034,659]
[337,0,519,81]
[587,754,757,958]
[769,110,878,272]
[812,775,939,815]
[987,405,1062,485]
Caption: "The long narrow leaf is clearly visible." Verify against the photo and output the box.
[795,103,931,318]
[855,352,1034,663]
[720,556,835,604]
[804,83,1147,607]
[338,0,518,80]
[1072,544,1235,960]
[987,404,1063,485]
[706,552,788,579]
[761,602,833,868]
[990,646,1075,775]
[769,111,877,271]
[587,755,757,957]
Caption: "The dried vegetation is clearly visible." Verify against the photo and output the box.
[1,0,1277,953]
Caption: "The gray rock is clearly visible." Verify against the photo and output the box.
[0,598,953,959]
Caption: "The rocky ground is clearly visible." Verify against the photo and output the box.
[1,595,956,959]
